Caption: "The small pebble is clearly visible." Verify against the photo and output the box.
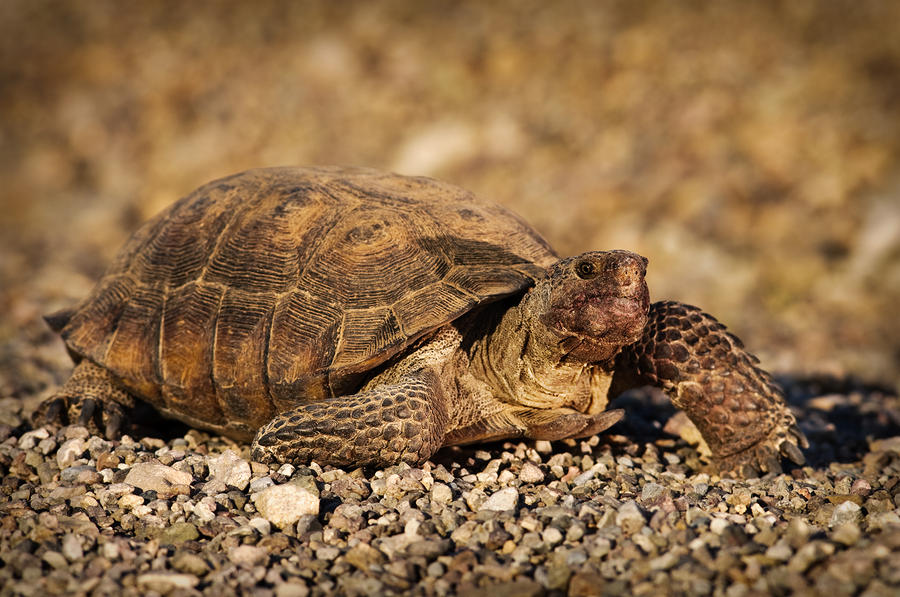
[60,534,83,562]
[431,482,453,504]
[18,428,49,450]
[534,440,553,454]
[616,500,646,534]
[56,438,86,468]
[829,500,862,527]
[519,462,545,484]
[274,584,310,597]
[229,545,268,567]
[252,477,319,528]
[277,463,296,477]
[766,542,793,562]
[641,482,665,501]
[710,517,730,535]
[42,551,68,570]
[541,527,563,546]
[344,544,386,570]
[158,522,199,545]
[137,573,200,591]
[124,461,193,493]
[249,476,275,492]
[249,517,272,535]
[172,552,211,576]
[830,522,861,546]
[479,487,519,512]
[207,450,252,490]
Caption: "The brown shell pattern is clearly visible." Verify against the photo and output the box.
[56,167,557,438]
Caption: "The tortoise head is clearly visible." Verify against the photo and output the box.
[535,250,650,362]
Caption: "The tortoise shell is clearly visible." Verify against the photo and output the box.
[52,167,558,439]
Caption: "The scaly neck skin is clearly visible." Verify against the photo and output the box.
[466,290,611,414]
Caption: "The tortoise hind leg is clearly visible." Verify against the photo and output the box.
[34,360,136,438]
[251,368,450,468]
[611,301,808,477]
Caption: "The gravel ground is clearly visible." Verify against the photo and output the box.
[2,2,900,596]
[1,375,899,596]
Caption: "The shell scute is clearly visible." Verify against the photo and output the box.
[101,284,164,402]
[211,288,277,433]
[267,290,343,405]
[130,182,236,289]
[159,281,225,426]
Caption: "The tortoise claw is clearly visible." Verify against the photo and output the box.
[779,439,806,465]
[77,398,98,427]
[762,452,782,474]
[791,426,810,449]
[42,398,65,425]
[574,409,625,439]
[105,412,124,439]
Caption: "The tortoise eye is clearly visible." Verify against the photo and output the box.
[575,260,597,279]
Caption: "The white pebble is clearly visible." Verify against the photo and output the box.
[829,501,862,527]
[249,476,275,492]
[541,527,563,546]
[61,534,83,562]
[277,463,296,478]
[315,546,340,560]
[38,437,57,455]
[479,487,519,512]
[533,440,553,454]
[124,462,193,493]
[710,517,730,535]
[253,478,319,528]
[131,504,152,517]
[101,541,120,560]
[404,518,421,538]
[192,499,216,523]
[430,482,453,504]
[57,438,86,468]
[249,517,272,535]
[137,573,199,591]
[117,494,144,511]
[228,545,268,567]
[207,450,252,491]
[572,469,596,486]
[18,428,49,450]
[497,470,516,485]
[518,463,545,484]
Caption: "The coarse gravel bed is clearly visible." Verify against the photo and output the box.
[1,377,899,596]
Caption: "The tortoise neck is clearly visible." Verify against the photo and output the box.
[467,289,596,411]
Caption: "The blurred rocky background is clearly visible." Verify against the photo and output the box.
[2,0,899,395]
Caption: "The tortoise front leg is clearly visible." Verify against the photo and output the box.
[611,301,808,477]
[251,368,450,468]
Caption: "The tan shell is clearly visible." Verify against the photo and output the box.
[52,167,557,439]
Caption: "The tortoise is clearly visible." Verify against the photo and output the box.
[37,166,807,476]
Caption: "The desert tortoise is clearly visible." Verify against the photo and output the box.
[37,166,807,476]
